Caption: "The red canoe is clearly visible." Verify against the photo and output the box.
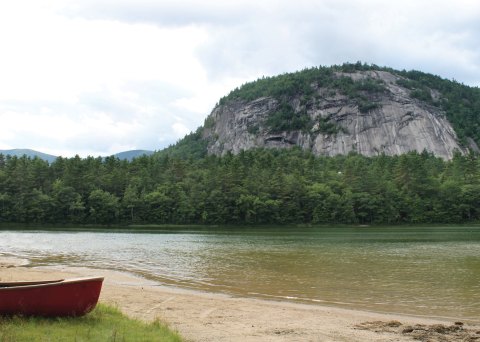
[0,277,104,317]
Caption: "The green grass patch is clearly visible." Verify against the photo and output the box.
[0,303,183,342]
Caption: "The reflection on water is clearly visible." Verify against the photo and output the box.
[1,226,479,320]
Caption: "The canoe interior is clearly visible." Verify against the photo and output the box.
[0,279,64,288]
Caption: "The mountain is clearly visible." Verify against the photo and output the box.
[113,150,154,161]
[0,149,154,162]
[0,149,58,163]
[163,63,480,160]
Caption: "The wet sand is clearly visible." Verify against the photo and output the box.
[1,257,479,342]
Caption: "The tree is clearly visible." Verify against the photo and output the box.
[121,184,142,222]
[87,189,119,224]
[27,189,53,223]
[143,187,174,223]
[51,180,85,223]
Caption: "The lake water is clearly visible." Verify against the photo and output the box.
[1,226,479,321]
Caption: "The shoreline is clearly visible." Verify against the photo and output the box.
[2,223,480,232]
[2,257,479,341]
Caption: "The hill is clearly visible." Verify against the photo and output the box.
[0,149,58,163]
[0,149,155,162]
[162,63,480,160]
[113,150,154,161]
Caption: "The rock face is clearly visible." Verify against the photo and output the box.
[202,70,465,159]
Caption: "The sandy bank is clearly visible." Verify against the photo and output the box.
[1,258,479,342]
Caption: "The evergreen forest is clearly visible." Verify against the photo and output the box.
[0,149,479,226]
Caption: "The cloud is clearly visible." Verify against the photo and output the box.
[0,79,206,157]
[57,0,257,26]
[0,2,214,156]
[195,0,480,84]
[54,0,480,85]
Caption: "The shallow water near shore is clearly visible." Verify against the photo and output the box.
[1,226,479,321]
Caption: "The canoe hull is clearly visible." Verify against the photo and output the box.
[0,277,103,317]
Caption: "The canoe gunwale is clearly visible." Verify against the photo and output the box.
[0,277,104,290]
[0,279,64,288]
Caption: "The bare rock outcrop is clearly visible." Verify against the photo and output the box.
[203,70,465,159]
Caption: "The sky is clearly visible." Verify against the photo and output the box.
[0,0,479,157]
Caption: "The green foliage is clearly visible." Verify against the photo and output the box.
[157,128,209,159]
[355,78,388,93]
[219,68,328,104]
[410,88,433,103]
[396,78,433,103]
[247,124,260,135]
[332,77,386,113]
[0,149,479,226]
[203,116,215,129]
[0,303,182,342]
[357,101,380,113]
[315,117,347,135]
[219,64,388,134]
[219,62,388,105]
[266,102,311,132]
[88,189,120,224]
[395,78,417,89]
[395,70,480,145]
[332,76,387,98]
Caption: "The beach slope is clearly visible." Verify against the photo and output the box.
[1,258,478,342]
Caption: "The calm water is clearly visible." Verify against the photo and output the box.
[1,226,479,320]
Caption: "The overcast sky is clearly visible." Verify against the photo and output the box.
[1,0,479,157]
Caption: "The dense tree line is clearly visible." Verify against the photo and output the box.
[0,149,479,226]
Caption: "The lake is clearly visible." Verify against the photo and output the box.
[1,226,479,321]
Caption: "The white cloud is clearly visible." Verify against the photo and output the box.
[172,122,191,139]
[0,12,207,102]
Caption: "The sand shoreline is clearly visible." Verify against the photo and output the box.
[1,257,479,341]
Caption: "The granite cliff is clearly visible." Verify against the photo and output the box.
[165,64,480,160]
[203,70,467,159]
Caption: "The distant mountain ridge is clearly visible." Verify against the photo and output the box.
[112,150,154,160]
[0,149,154,162]
[0,149,58,163]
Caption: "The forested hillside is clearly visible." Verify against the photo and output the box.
[0,149,478,226]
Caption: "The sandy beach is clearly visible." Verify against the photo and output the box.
[1,256,479,342]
